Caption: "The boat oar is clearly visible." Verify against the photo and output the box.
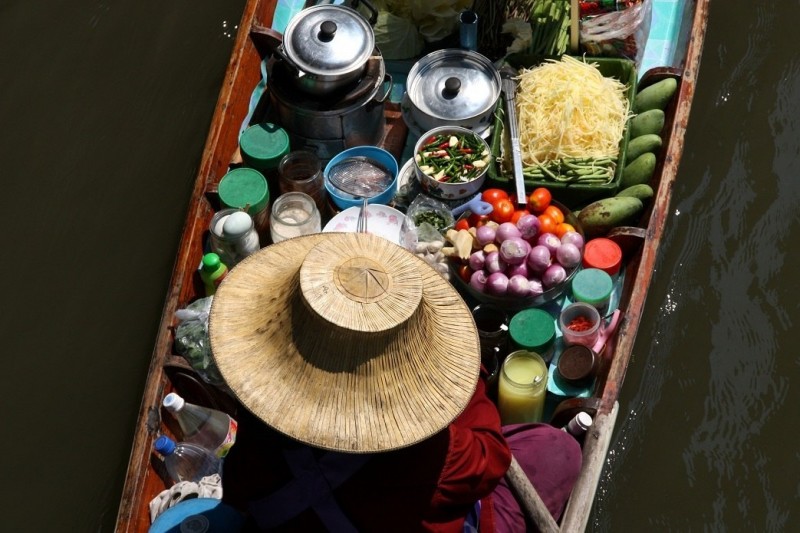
[505,455,560,533]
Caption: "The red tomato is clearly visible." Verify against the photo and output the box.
[468,213,490,227]
[481,188,509,204]
[457,264,472,283]
[554,222,576,238]
[544,205,565,225]
[527,187,552,214]
[538,213,558,235]
[511,209,531,224]
[490,199,515,224]
[455,218,470,231]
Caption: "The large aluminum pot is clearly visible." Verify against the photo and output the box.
[276,3,377,95]
[405,49,501,133]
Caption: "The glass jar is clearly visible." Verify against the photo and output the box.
[278,151,328,216]
[497,350,548,425]
[208,209,260,267]
[269,192,321,244]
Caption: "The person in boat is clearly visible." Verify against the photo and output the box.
[209,232,582,532]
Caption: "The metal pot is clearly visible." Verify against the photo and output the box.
[276,3,377,95]
[268,54,392,160]
[406,49,501,133]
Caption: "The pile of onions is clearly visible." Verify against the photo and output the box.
[467,216,584,298]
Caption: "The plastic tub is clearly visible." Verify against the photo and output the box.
[323,145,398,210]
[558,301,601,348]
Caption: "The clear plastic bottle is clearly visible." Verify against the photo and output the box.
[153,435,222,484]
[162,393,238,458]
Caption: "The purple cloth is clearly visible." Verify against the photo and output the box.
[491,423,583,532]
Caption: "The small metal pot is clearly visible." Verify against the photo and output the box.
[277,4,377,95]
[406,49,501,133]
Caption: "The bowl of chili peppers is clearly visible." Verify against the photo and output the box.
[413,126,492,200]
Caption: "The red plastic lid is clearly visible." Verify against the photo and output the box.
[582,238,622,276]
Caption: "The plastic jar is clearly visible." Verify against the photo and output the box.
[239,122,290,199]
[508,308,556,363]
[557,345,598,387]
[582,237,622,277]
[558,302,601,348]
[571,268,614,314]
[218,168,271,244]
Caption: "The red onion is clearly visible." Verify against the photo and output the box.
[485,251,507,274]
[468,250,486,271]
[537,232,561,255]
[507,262,529,278]
[507,275,530,297]
[516,214,540,240]
[470,269,488,292]
[556,242,582,269]
[526,245,551,273]
[495,222,522,243]
[475,225,496,247]
[485,272,509,295]
[561,230,584,250]
[528,277,544,297]
[542,263,567,288]
[499,237,531,265]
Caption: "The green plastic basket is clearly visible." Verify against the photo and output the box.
[487,56,638,210]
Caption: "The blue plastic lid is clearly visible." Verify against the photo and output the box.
[154,436,176,456]
[149,498,245,533]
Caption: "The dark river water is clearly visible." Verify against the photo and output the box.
[1,0,796,531]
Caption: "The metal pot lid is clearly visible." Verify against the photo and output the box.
[407,49,500,121]
[283,5,375,77]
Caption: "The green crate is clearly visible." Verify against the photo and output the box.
[486,56,638,210]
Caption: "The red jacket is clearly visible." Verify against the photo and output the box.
[224,375,512,532]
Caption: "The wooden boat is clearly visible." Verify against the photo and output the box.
[115,0,709,530]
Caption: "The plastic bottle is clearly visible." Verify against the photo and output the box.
[562,411,593,440]
[153,436,222,484]
[162,393,238,458]
[199,253,228,296]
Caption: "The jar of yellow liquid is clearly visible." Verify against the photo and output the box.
[498,350,548,425]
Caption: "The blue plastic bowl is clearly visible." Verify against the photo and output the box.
[324,146,399,210]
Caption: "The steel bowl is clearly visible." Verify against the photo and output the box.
[413,126,491,200]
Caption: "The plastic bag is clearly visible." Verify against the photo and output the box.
[400,195,454,280]
[173,297,226,388]
[580,0,652,68]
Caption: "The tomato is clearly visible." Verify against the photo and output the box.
[527,187,552,214]
[554,222,576,238]
[456,264,472,283]
[538,213,558,235]
[490,199,515,223]
[511,209,531,224]
[468,213,490,227]
[455,218,470,231]
[482,188,509,204]
[544,205,565,225]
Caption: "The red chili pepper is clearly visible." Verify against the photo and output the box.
[437,175,450,182]
[568,316,593,332]
[459,148,474,154]
[438,142,450,149]
[464,164,474,170]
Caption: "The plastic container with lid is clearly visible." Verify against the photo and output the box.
[571,268,614,314]
[218,167,271,243]
[558,301,601,348]
[582,237,623,277]
[557,345,598,387]
[508,308,556,363]
[239,123,290,177]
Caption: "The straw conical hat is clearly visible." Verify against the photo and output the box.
[208,232,481,453]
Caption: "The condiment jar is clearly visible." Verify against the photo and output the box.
[269,192,321,244]
[208,209,260,267]
[508,308,556,363]
[557,345,598,388]
[571,268,613,315]
[582,237,622,277]
[278,150,328,217]
[497,350,548,425]
[558,302,601,348]
[239,122,290,200]
[218,168,271,244]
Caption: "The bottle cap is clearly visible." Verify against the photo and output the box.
[557,345,598,386]
[239,123,290,172]
[508,308,555,353]
[571,268,613,308]
[201,253,223,273]
[219,168,270,216]
[162,392,185,413]
[222,211,254,238]
[582,237,622,276]
[154,435,177,456]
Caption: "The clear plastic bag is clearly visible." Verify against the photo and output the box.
[580,0,652,68]
[400,195,454,280]
[173,297,226,388]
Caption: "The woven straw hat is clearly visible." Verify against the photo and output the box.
[208,232,480,453]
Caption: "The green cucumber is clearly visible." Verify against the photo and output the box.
[634,77,678,113]
[620,152,657,188]
[629,109,665,137]
[615,183,654,201]
[625,134,662,161]
[577,196,644,238]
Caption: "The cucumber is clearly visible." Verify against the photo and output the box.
[629,109,665,138]
[634,77,678,113]
[577,196,644,238]
[625,134,662,161]
[615,184,654,201]
[620,152,657,188]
